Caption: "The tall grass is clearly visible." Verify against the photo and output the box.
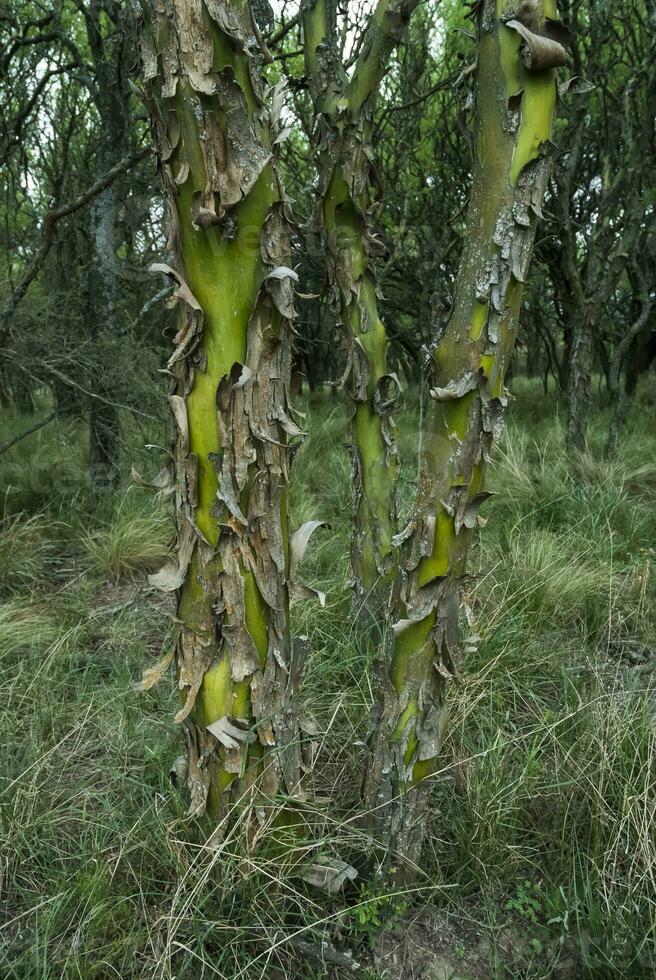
[0,378,654,978]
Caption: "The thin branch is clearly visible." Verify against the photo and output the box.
[267,10,302,48]
[0,413,56,456]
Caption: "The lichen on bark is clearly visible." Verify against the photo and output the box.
[138,0,311,826]
[363,0,565,875]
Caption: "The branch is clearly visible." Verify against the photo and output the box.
[267,9,301,47]
[346,0,420,116]
[0,413,56,456]
[0,146,150,346]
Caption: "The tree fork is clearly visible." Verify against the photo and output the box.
[363,0,566,875]
[138,0,309,826]
[302,0,417,629]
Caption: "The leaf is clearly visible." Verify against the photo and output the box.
[134,649,175,691]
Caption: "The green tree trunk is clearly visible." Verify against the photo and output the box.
[139,0,306,823]
[364,0,565,875]
[302,0,416,629]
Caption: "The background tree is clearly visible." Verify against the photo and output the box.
[530,0,655,452]
[0,0,160,490]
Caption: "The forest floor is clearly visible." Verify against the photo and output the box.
[0,378,655,979]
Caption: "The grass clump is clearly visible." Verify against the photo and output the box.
[81,490,171,583]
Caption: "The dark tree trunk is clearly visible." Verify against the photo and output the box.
[85,9,132,494]
[566,315,594,453]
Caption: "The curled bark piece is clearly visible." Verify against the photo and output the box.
[558,75,595,97]
[299,856,358,894]
[506,18,568,70]
[131,463,174,493]
[207,716,257,749]
[290,520,328,579]
[430,371,479,401]
[148,519,196,593]
[289,581,327,607]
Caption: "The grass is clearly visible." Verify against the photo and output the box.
[81,492,172,583]
[0,378,654,978]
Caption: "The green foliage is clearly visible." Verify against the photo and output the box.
[345,883,409,946]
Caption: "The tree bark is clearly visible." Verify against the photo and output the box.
[139,0,307,825]
[85,5,132,494]
[363,0,563,877]
[88,173,121,492]
[302,0,417,630]
[565,314,594,453]
[605,273,652,458]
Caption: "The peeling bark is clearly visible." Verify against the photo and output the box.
[138,0,309,826]
[302,0,417,629]
[363,0,562,876]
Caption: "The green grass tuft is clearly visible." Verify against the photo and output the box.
[81,491,172,583]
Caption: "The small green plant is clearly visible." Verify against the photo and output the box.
[346,883,409,945]
[506,879,545,927]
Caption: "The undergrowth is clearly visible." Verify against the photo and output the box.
[0,379,654,978]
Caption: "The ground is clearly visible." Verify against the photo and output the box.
[0,378,654,978]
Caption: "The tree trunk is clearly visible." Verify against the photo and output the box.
[87,175,121,491]
[565,314,593,453]
[139,0,306,824]
[303,0,417,631]
[85,13,130,495]
[363,0,563,876]
[605,278,652,458]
